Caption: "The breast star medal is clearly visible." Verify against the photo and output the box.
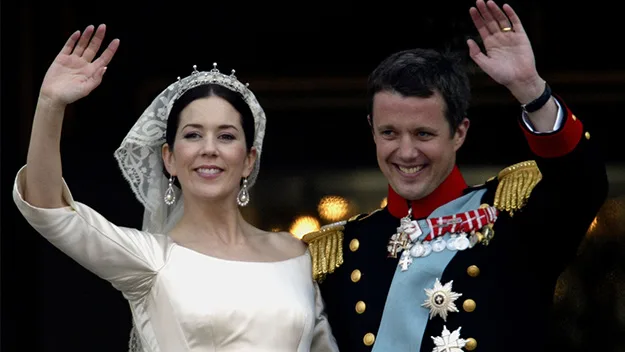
[422,278,462,322]
[431,326,467,352]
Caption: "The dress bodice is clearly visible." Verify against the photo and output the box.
[138,245,316,351]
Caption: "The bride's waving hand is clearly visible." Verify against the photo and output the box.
[40,24,118,105]
[26,24,119,208]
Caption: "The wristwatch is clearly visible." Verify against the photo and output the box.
[521,82,552,113]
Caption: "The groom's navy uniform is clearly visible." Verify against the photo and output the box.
[304,97,607,352]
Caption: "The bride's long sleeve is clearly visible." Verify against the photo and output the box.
[311,281,340,352]
[13,165,169,300]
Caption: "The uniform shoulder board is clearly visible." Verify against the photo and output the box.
[301,211,377,282]
[493,160,542,216]
[352,208,383,222]
[302,222,346,282]
[348,212,370,222]
[348,213,363,221]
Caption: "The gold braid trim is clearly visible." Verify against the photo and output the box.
[494,160,542,217]
[301,225,345,282]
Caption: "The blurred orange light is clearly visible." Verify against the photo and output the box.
[289,215,321,239]
[318,195,349,222]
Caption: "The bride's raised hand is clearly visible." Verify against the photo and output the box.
[39,24,120,106]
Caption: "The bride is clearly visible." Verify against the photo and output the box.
[13,24,339,351]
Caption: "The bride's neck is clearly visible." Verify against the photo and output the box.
[170,195,249,245]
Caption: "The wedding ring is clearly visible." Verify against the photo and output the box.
[501,27,513,32]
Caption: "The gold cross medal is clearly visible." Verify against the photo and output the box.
[387,231,408,258]
[387,212,422,259]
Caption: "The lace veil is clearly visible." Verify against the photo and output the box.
[112,63,267,351]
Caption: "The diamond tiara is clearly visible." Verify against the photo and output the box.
[174,62,251,100]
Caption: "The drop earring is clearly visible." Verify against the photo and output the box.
[237,178,250,206]
[164,175,176,206]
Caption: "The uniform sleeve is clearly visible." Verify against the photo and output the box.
[12,165,169,300]
[310,281,340,352]
[515,96,609,268]
[519,95,586,158]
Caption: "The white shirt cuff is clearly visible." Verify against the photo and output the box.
[521,98,564,134]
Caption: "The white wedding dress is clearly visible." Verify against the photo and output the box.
[13,166,338,352]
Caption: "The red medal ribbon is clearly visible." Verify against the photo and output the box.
[424,207,498,241]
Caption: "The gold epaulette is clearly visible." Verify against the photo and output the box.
[302,223,345,282]
[494,160,542,216]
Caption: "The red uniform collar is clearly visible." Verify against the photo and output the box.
[387,165,468,219]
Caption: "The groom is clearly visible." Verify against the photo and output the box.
[306,1,607,351]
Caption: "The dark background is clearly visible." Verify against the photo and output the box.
[2,0,625,351]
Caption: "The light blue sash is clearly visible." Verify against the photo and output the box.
[372,188,486,351]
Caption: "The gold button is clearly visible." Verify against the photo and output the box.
[351,269,362,282]
[467,265,480,277]
[349,239,360,252]
[363,332,375,346]
[355,300,366,314]
[479,203,490,209]
[465,337,477,350]
[572,114,577,121]
[463,299,476,312]
[585,131,591,140]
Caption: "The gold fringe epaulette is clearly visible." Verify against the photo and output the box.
[494,160,542,216]
[301,223,345,282]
